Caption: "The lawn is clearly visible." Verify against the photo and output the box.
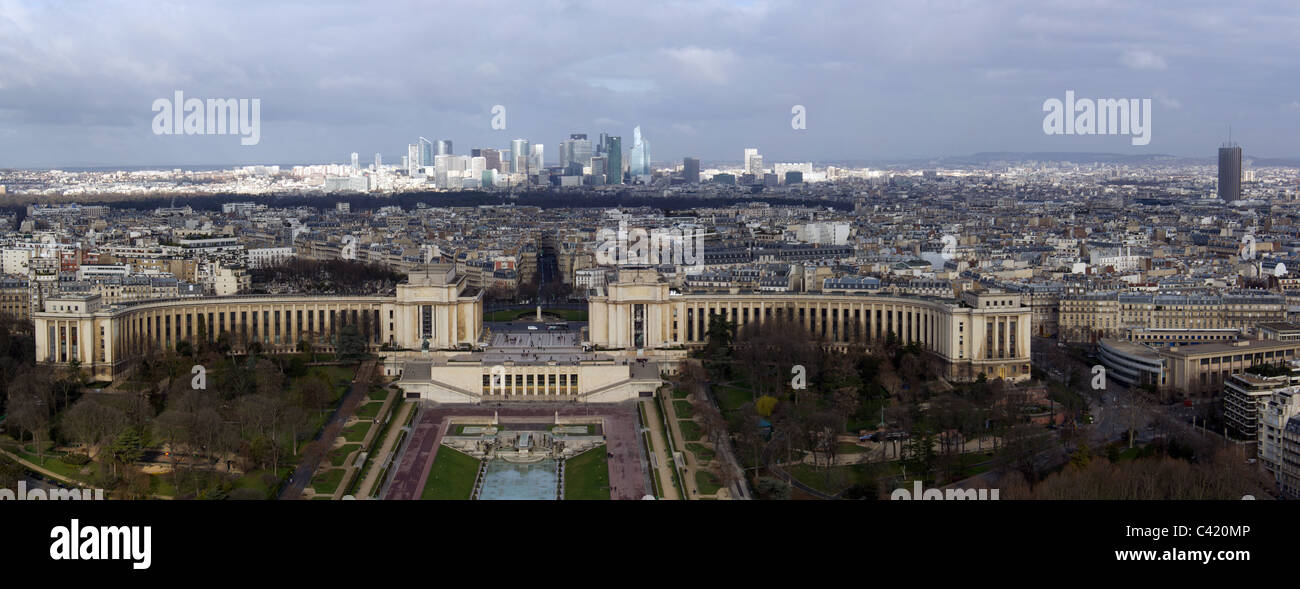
[328,443,361,467]
[421,446,480,500]
[484,309,588,322]
[786,462,892,496]
[551,424,594,435]
[149,474,178,497]
[695,470,722,495]
[303,365,356,402]
[713,386,753,414]
[368,387,390,401]
[838,443,868,454]
[483,309,530,322]
[230,468,286,499]
[1116,446,1144,462]
[564,446,610,500]
[672,400,695,419]
[342,422,371,443]
[678,420,704,442]
[11,447,88,481]
[686,443,715,462]
[311,468,344,495]
[355,402,382,420]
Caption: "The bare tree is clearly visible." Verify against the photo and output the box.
[60,396,127,458]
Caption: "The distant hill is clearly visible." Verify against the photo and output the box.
[944,152,1195,165]
[863,152,1300,168]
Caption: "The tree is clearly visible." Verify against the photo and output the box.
[254,359,286,397]
[338,324,367,360]
[108,428,144,478]
[122,467,152,499]
[296,375,334,412]
[1123,388,1153,450]
[904,420,937,477]
[999,424,1051,485]
[297,336,315,362]
[0,455,26,490]
[878,364,902,401]
[280,404,309,456]
[6,369,53,459]
[696,395,728,444]
[753,476,790,500]
[60,396,127,458]
[1069,443,1093,470]
[213,331,233,357]
[801,410,841,469]
[53,363,85,409]
[218,357,258,399]
[703,314,736,360]
[730,402,764,478]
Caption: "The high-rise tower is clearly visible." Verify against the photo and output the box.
[1218,142,1242,201]
[603,135,623,184]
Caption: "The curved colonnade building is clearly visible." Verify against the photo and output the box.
[33,265,483,382]
[34,265,1033,400]
[589,268,1032,383]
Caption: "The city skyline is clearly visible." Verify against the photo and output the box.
[2,1,1300,167]
[4,0,1297,572]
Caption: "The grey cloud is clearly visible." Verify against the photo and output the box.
[0,0,1298,167]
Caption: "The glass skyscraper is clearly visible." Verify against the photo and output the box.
[561,133,592,173]
[418,137,433,167]
[511,139,530,173]
[603,135,622,184]
[629,126,650,180]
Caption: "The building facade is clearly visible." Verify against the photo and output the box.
[1060,291,1285,343]
[33,265,483,381]
[587,267,1033,382]
[1258,391,1300,498]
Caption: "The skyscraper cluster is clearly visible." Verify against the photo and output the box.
[379,125,688,188]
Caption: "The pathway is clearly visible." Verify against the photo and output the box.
[356,400,415,498]
[279,359,375,500]
[640,398,680,500]
[660,394,706,498]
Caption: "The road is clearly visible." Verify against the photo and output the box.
[278,359,375,500]
[1029,336,1161,447]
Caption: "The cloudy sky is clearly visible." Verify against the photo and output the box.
[1,0,1298,168]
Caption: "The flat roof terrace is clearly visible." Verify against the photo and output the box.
[477,331,600,365]
[490,331,582,349]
